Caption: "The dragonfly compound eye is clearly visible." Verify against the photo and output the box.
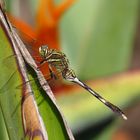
[39,45,48,58]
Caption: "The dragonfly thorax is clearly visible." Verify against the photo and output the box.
[39,45,49,58]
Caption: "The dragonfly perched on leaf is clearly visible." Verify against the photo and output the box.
[34,45,127,120]
[2,27,127,120]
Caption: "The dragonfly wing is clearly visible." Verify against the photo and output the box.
[16,70,62,90]
[13,27,43,59]
[1,51,64,96]
[2,51,41,69]
[0,70,18,93]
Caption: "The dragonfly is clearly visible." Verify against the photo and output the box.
[1,26,127,120]
[35,45,127,120]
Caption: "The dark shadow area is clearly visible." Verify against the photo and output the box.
[74,117,114,140]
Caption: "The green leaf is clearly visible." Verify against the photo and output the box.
[26,67,73,140]
[61,0,139,80]
[0,22,24,139]
[0,109,9,140]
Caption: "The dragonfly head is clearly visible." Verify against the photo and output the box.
[39,45,49,58]
[63,69,77,82]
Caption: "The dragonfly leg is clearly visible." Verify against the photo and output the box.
[36,61,45,70]
[49,65,57,80]
[39,59,46,65]
[37,50,54,70]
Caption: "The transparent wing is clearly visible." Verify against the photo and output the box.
[0,70,19,93]
[13,27,43,59]
[0,54,26,94]
[2,51,41,70]
[1,55,46,87]
[16,69,62,91]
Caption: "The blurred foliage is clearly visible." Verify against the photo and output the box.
[60,0,140,80]
[5,0,140,79]
[57,71,140,133]
[95,121,119,140]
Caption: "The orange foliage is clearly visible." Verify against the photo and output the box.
[8,0,76,93]
[36,0,76,50]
